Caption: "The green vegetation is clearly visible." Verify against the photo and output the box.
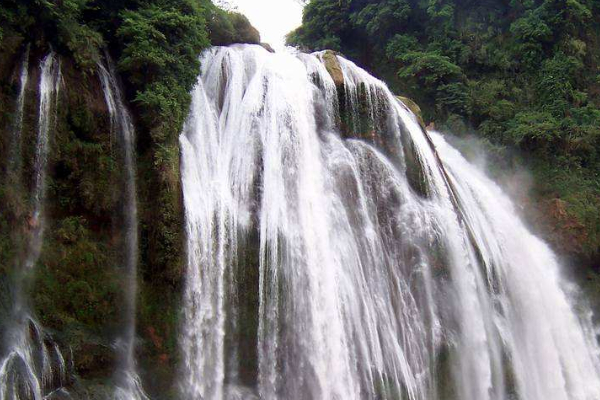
[0,0,261,282]
[289,0,600,266]
[35,216,119,331]
[0,0,262,302]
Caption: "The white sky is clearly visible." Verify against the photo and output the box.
[224,0,304,50]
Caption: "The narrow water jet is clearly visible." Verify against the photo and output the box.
[179,44,600,400]
[0,51,67,400]
[8,45,30,175]
[25,51,61,271]
[97,55,148,400]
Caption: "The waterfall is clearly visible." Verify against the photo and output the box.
[8,45,30,175]
[25,52,61,271]
[4,46,30,319]
[179,44,600,400]
[97,56,148,400]
[0,52,67,400]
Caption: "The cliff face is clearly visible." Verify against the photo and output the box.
[0,42,178,399]
[0,1,268,394]
[0,5,271,393]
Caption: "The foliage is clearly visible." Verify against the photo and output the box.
[117,0,209,120]
[207,9,261,45]
[0,0,261,289]
[33,216,119,330]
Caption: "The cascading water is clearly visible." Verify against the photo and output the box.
[179,44,600,400]
[97,56,148,400]
[8,45,30,174]
[25,52,62,271]
[0,52,67,400]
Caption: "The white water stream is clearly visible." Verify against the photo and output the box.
[98,56,148,400]
[0,52,67,400]
[179,44,600,400]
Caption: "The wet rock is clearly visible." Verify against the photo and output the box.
[401,131,430,198]
[260,43,275,53]
[45,388,74,400]
[321,50,344,88]
[396,95,426,130]
[60,327,115,378]
[66,379,113,400]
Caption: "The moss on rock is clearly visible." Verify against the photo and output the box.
[397,95,426,130]
[322,50,344,88]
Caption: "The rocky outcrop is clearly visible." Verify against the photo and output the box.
[321,50,344,88]
[397,95,426,131]
[260,43,275,53]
